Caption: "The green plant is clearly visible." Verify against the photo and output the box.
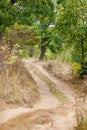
[50,87,67,101]
[45,49,55,60]
[72,62,81,75]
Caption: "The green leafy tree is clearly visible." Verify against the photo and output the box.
[57,0,87,76]
[3,23,37,56]
[32,0,55,60]
[0,0,18,38]
[0,0,62,60]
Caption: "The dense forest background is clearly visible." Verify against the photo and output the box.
[0,0,87,77]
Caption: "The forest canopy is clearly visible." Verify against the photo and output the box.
[0,0,87,76]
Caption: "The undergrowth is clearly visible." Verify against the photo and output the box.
[0,60,39,109]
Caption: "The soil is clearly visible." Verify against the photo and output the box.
[0,59,87,130]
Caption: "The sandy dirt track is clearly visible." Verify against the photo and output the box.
[0,59,85,130]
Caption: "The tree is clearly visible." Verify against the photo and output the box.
[3,23,37,56]
[0,0,63,60]
[0,0,20,41]
[32,0,55,60]
[57,0,87,76]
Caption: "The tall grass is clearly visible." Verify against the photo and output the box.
[0,60,39,108]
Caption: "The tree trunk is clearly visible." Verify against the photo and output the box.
[39,44,46,61]
[29,45,34,57]
[0,32,2,41]
[80,36,85,77]
[10,0,15,5]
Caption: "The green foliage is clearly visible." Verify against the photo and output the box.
[0,0,62,60]
[1,0,87,75]
[19,49,29,58]
[72,62,81,75]
[49,42,56,53]
[49,30,62,53]
[3,23,38,58]
[0,0,18,32]
[45,49,55,60]
[57,0,87,75]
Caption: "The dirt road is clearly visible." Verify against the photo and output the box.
[0,59,84,130]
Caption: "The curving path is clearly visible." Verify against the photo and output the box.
[0,59,81,130]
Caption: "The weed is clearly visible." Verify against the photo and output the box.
[50,87,67,101]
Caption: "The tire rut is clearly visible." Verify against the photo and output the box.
[25,59,76,101]
[0,59,86,130]
[24,60,60,109]
[0,59,59,125]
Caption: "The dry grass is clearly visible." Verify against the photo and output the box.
[42,60,72,82]
[41,60,87,96]
[0,60,39,109]
[0,109,53,130]
[70,76,87,95]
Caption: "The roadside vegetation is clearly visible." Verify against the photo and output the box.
[0,60,39,109]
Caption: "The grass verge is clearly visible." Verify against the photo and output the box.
[0,109,53,130]
[0,59,39,109]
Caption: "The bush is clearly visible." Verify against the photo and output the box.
[72,62,81,75]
